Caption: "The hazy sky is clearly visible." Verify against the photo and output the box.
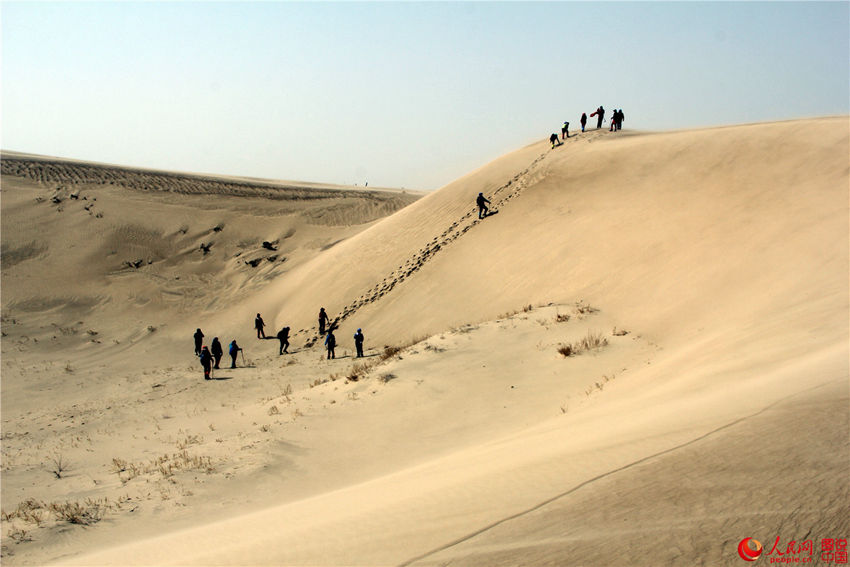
[2,2,848,190]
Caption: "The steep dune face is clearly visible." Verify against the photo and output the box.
[262,117,848,353]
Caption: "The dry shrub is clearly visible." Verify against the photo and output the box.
[555,313,571,323]
[573,302,599,317]
[377,373,397,384]
[381,345,402,361]
[48,499,110,525]
[558,331,608,357]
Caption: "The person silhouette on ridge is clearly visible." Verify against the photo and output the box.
[580,112,588,132]
[229,340,242,368]
[561,121,570,140]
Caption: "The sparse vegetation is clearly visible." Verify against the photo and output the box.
[49,454,67,479]
[558,330,609,357]
[555,313,571,323]
[377,373,397,384]
[111,450,214,483]
[612,327,629,336]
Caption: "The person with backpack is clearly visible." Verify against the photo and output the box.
[617,109,624,131]
[476,192,491,219]
[324,328,336,360]
[318,308,328,335]
[354,328,365,358]
[277,326,290,355]
[229,340,243,368]
[193,328,204,356]
[561,121,570,140]
[549,133,560,148]
[255,313,266,339]
[211,337,223,369]
[199,346,213,380]
[580,112,588,132]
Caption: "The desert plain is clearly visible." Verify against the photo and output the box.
[1,117,848,565]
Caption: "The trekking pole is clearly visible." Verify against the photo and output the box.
[241,349,246,366]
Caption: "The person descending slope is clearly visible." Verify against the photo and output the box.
[193,328,204,356]
[476,192,491,219]
[354,328,365,358]
[211,337,223,369]
[199,346,213,381]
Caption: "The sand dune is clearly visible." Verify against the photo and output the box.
[1,117,847,565]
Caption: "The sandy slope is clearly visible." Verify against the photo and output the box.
[1,117,848,565]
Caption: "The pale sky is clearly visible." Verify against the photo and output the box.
[2,2,848,190]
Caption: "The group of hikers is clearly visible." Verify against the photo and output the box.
[550,105,626,147]
[194,308,366,379]
[195,329,243,380]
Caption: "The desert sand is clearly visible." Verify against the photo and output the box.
[1,117,847,566]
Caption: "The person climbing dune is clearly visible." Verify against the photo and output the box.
[476,192,491,219]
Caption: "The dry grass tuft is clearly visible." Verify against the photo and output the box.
[558,330,609,357]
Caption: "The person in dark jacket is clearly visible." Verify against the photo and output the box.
[476,192,491,219]
[199,346,213,380]
[324,329,336,359]
[590,105,605,129]
[318,308,328,335]
[549,133,560,148]
[277,327,290,355]
[255,313,266,339]
[229,340,242,368]
[561,121,570,140]
[354,328,365,358]
[580,112,588,132]
[211,337,223,369]
[193,328,204,356]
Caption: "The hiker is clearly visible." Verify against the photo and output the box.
[255,313,266,339]
[561,121,570,140]
[580,112,587,132]
[590,105,605,129]
[211,337,223,369]
[549,133,560,148]
[617,109,624,131]
[354,328,365,358]
[229,340,242,368]
[200,346,213,380]
[610,110,616,131]
[193,328,204,356]
[277,326,290,355]
[318,308,328,335]
[324,329,336,360]
[476,192,491,219]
